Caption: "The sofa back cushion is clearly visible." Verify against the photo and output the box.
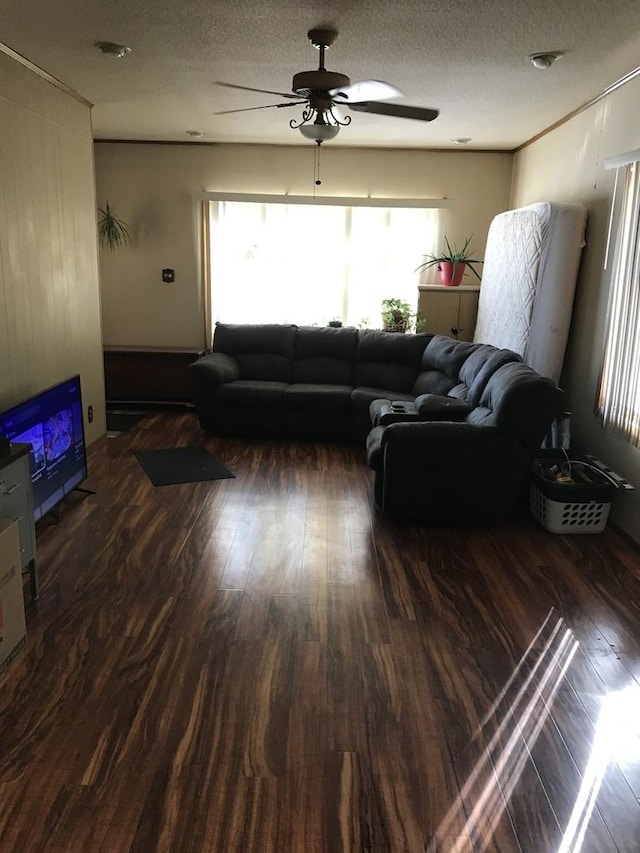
[467,362,564,453]
[451,345,522,405]
[293,326,357,384]
[412,335,479,396]
[214,323,297,382]
[421,335,479,375]
[412,370,458,397]
[355,330,431,393]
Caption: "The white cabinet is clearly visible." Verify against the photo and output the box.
[0,444,37,601]
[418,284,480,342]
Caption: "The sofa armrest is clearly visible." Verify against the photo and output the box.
[414,394,472,421]
[188,352,241,388]
[381,420,493,446]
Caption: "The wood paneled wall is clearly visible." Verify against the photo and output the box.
[0,48,105,442]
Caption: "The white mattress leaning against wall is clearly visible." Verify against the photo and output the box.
[473,202,587,383]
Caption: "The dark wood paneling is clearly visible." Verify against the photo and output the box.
[1,411,640,851]
[103,348,204,402]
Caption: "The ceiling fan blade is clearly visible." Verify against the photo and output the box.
[214,81,300,100]
[330,80,402,103]
[348,101,439,122]
[215,102,303,115]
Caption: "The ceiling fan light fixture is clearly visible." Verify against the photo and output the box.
[95,41,132,59]
[299,116,340,143]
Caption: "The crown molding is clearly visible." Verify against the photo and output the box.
[0,42,92,108]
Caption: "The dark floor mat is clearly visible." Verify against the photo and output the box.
[133,447,235,486]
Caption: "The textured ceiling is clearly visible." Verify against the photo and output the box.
[3,0,640,149]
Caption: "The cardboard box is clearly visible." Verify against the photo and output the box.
[0,519,27,675]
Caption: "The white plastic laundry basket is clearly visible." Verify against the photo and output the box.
[529,482,612,534]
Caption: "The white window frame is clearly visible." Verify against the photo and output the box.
[199,192,451,348]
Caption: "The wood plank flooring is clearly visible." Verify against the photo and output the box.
[1,410,640,852]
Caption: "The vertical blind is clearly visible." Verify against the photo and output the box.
[599,155,640,445]
[204,197,442,340]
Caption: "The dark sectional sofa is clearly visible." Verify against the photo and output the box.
[189,323,564,520]
[189,323,430,442]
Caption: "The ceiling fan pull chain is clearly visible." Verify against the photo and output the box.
[313,141,323,195]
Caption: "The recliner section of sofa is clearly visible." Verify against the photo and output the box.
[366,358,565,520]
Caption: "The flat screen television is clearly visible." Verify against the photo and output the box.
[0,375,88,521]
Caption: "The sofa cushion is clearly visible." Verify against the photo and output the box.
[293,326,357,384]
[354,330,430,393]
[412,370,458,397]
[421,335,479,378]
[293,356,353,385]
[283,384,353,411]
[414,394,473,421]
[214,323,296,382]
[460,345,522,406]
[214,380,287,407]
[467,362,564,453]
[412,336,479,397]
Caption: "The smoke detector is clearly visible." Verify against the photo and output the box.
[529,52,562,69]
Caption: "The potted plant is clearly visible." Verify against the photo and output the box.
[381,298,426,333]
[415,236,483,286]
[98,202,131,250]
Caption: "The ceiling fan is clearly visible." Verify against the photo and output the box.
[214,28,439,144]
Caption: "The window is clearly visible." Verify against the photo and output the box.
[598,150,640,446]
[202,195,443,344]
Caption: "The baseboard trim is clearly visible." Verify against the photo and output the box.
[608,519,640,552]
[106,399,194,411]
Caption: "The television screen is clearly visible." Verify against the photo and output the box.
[0,375,88,521]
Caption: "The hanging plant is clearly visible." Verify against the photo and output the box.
[98,202,131,250]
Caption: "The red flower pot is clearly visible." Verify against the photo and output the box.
[439,262,466,287]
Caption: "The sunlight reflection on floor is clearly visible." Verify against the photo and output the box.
[557,681,640,852]
[427,609,579,852]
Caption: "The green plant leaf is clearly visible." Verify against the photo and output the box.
[98,203,131,250]
[381,297,425,332]
[414,235,483,276]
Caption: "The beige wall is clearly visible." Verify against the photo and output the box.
[512,78,640,541]
[0,49,105,442]
[94,142,513,348]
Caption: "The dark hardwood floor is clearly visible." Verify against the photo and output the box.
[1,411,640,852]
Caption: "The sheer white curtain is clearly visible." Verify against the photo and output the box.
[206,198,441,333]
[598,155,640,446]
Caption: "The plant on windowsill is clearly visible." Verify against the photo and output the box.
[381,298,426,333]
[98,202,131,250]
[415,235,483,286]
